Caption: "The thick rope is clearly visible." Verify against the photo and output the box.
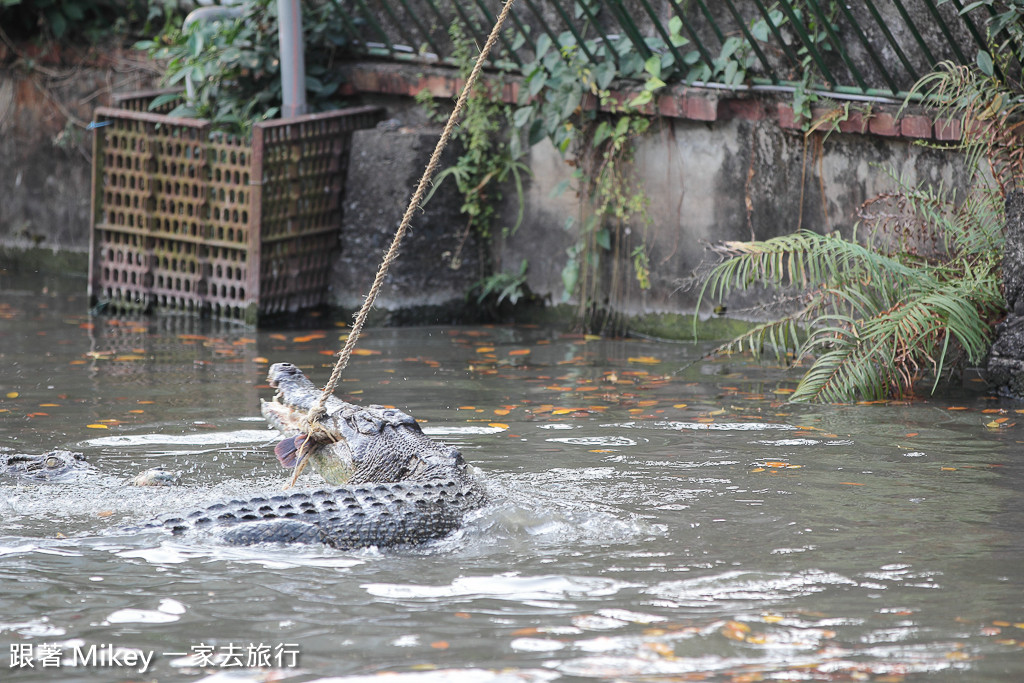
[285,0,517,487]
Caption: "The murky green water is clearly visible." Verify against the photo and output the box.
[1,270,1022,682]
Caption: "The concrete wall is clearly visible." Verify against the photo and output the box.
[343,63,970,319]
[0,46,158,252]
[1,54,970,324]
[500,114,967,317]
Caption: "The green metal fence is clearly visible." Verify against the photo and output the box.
[334,0,996,101]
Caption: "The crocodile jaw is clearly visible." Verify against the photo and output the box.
[260,398,357,485]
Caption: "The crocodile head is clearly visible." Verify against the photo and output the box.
[1,450,90,481]
[260,362,471,487]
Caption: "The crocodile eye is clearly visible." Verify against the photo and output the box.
[44,456,62,468]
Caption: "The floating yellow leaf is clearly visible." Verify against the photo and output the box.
[673,403,687,408]
[476,347,495,353]
[508,349,531,356]
[628,356,661,364]
[352,349,381,356]
[762,614,784,623]
[39,403,60,407]
[430,641,449,650]
[840,482,864,486]
[643,642,675,657]
[6,391,19,398]
[292,333,326,343]
[494,409,510,416]
[87,424,109,429]
[488,423,509,430]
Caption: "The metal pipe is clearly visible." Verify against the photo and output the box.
[277,0,307,118]
[182,6,244,102]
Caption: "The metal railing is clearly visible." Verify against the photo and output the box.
[332,0,997,101]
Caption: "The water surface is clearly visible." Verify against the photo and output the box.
[1,271,1022,682]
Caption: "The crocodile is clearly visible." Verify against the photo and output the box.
[150,362,485,549]
[1,449,90,482]
[0,448,180,486]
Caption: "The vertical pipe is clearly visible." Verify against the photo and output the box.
[277,0,307,118]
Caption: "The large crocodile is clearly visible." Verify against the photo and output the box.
[150,362,486,549]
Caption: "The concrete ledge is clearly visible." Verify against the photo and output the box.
[341,61,961,142]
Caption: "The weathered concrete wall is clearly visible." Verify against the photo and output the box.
[345,65,970,320]
[0,53,971,327]
[498,112,968,316]
[0,46,157,253]
[334,126,485,322]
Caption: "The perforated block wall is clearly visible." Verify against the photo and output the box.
[88,104,382,323]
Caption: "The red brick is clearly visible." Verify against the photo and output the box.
[776,103,800,130]
[719,98,765,121]
[837,111,868,134]
[683,93,717,121]
[657,93,684,119]
[900,115,932,139]
[868,112,900,136]
[934,117,962,141]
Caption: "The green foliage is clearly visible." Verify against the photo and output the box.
[511,17,665,332]
[698,71,1012,403]
[421,23,529,253]
[137,0,350,135]
[0,0,160,44]
[470,259,531,307]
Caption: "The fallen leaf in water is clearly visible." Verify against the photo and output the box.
[511,627,539,636]
[292,333,325,343]
[642,642,675,658]
[352,349,380,356]
[494,409,510,416]
[628,356,661,364]
[721,620,751,641]
[27,412,49,418]
[430,641,449,650]
[488,423,509,430]
[475,347,495,353]
[6,392,19,398]
[508,349,530,356]
[839,482,864,486]
[97,511,114,518]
